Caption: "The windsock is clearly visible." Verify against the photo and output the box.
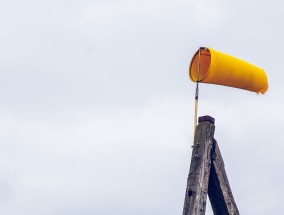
[189,47,268,94]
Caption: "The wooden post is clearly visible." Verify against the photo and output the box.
[182,116,239,215]
[182,116,215,215]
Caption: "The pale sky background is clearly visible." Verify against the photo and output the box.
[0,0,283,214]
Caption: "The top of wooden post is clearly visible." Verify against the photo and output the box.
[198,115,215,124]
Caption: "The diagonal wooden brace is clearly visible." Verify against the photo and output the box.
[208,139,239,215]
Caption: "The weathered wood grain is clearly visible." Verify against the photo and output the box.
[182,116,239,215]
[208,139,239,215]
[182,119,215,215]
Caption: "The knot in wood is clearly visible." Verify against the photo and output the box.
[187,188,195,196]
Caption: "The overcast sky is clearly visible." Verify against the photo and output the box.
[0,0,283,214]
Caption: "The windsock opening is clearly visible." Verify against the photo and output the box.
[189,47,268,94]
[189,48,211,82]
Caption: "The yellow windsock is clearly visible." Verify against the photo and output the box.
[189,47,268,94]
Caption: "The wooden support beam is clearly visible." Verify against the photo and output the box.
[182,116,239,215]
[208,139,239,215]
[182,117,215,215]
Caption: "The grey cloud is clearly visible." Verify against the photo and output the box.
[0,0,283,214]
